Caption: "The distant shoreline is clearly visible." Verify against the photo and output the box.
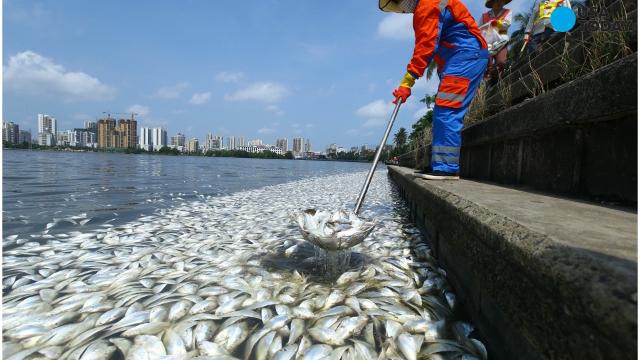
[2,147,376,164]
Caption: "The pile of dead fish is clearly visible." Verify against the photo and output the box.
[3,171,487,359]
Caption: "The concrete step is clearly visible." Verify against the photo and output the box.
[461,54,637,205]
[388,165,637,359]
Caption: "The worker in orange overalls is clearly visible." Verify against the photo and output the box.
[380,0,488,180]
[480,0,512,81]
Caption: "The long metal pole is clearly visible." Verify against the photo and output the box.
[353,100,402,214]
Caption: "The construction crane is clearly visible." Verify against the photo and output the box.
[102,112,138,121]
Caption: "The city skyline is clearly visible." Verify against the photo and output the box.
[6,112,388,154]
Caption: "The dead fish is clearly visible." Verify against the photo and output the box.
[96,308,127,326]
[189,299,218,315]
[214,322,250,353]
[272,344,297,360]
[121,322,169,337]
[164,328,187,355]
[309,327,347,346]
[397,333,424,360]
[78,340,116,360]
[302,344,333,360]
[169,301,192,321]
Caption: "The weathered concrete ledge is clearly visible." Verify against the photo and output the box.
[388,165,637,359]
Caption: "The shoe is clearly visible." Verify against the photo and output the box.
[415,171,460,180]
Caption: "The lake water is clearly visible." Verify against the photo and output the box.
[3,150,370,237]
[2,149,487,359]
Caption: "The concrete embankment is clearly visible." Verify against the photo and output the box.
[388,165,637,359]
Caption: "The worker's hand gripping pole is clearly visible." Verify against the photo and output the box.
[353,99,402,214]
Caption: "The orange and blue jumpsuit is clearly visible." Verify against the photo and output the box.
[408,0,488,174]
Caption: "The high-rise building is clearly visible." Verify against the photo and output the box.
[139,127,153,151]
[19,130,31,144]
[98,118,117,148]
[3,121,19,144]
[276,138,288,153]
[38,114,57,134]
[227,136,236,150]
[204,133,214,151]
[38,132,55,146]
[56,131,72,146]
[117,119,137,149]
[171,133,186,151]
[84,121,97,131]
[293,137,304,154]
[69,128,96,147]
[187,138,199,153]
[97,117,137,149]
[248,139,263,146]
[204,133,223,151]
[152,128,167,150]
[304,138,312,152]
[37,114,57,146]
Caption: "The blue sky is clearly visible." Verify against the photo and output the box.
[3,0,530,150]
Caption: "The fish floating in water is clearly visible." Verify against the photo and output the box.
[2,171,486,360]
[293,209,376,251]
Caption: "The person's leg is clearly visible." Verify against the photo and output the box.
[424,52,488,179]
[495,46,508,76]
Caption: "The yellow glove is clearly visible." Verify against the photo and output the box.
[491,19,505,30]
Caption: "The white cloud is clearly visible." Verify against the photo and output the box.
[362,118,387,128]
[356,99,395,129]
[414,107,429,120]
[258,127,275,134]
[215,71,244,83]
[356,100,394,118]
[127,104,150,117]
[378,14,414,40]
[4,50,115,102]
[153,82,188,99]
[189,92,211,105]
[224,82,288,103]
[266,104,284,116]
[413,76,440,93]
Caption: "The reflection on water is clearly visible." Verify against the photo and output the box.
[3,150,369,236]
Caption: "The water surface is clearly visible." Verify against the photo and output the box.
[3,150,369,236]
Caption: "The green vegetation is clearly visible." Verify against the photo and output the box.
[3,143,294,160]
[389,94,436,160]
